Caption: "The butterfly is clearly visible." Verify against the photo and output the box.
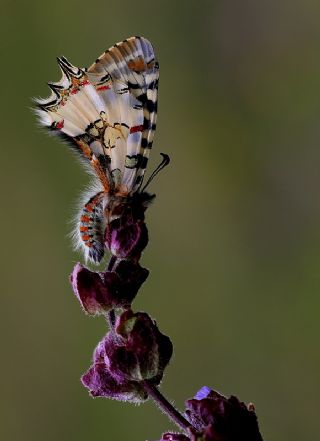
[35,36,169,264]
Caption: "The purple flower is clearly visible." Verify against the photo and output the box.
[81,362,147,403]
[81,310,173,402]
[185,387,263,440]
[115,259,149,298]
[104,310,173,383]
[161,387,263,441]
[105,217,148,260]
[70,260,149,315]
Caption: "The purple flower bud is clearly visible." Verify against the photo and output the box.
[194,386,212,400]
[115,259,149,300]
[70,261,149,315]
[81,311,172,402]
[105,217,148,259]
[81,362,147,403]
[159,387,263,441]
[104,310,173,384]
[70,263,117,315]
[185,387,263,441]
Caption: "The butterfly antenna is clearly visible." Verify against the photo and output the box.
[141,153,170,192]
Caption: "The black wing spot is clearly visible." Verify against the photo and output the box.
[128,81,141,90]
[143,117,151,129]
[137,93,147,104]
[146,99,156,113]
[141,138,148,148]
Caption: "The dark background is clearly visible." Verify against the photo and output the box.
[1,1,320,440]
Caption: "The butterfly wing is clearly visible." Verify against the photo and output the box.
[35,36,159,194]
[87,36,159,192]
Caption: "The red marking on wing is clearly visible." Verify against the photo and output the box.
[81,215,91,223]
[130,125,144,134]
[96,85,111,91]
[82,234,91,241]
[56,120,64,130]
[80,226,89,232]
[82,79,90,86]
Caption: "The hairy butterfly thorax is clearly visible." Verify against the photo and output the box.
[35,37,168,263]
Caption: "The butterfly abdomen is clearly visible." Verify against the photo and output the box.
[78,192,106,263]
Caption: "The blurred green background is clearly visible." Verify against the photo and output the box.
[1,0,320,440]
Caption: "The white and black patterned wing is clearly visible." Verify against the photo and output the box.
[35,56,114,192]
[35,36,159,194]
[87,36,159,192]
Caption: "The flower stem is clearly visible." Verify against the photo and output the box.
[142,380,192,433]
[106,255,117,330]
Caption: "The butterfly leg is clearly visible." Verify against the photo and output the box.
[78,191,106,263]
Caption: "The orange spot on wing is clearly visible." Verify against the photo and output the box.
[81,215,91,223]
[127,57,147,72]
[80,226,89,232]
[56,120,64,130]
[130,125,144,133]
[96,85,111,91]
[81,235,91,241]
